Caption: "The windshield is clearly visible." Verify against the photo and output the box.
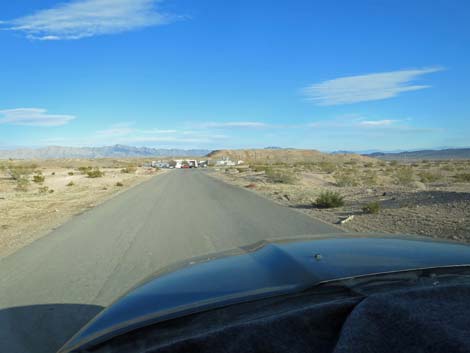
[0,1,469,353]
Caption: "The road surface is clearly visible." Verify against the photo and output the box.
[0,169,340,353]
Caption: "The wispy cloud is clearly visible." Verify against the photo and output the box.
[358,119,397,127]
[303,67,444,105]
[0,108,76,126]
[2,0,177,40]
[198,121,270,128]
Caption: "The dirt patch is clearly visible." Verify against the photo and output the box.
[0,160,162,258]
[212,159,470,242]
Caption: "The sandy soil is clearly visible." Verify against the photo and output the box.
[212,160,470,242]
[0,162,161,258]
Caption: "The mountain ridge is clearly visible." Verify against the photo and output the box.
[0,145,211,159]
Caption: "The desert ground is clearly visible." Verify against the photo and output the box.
[0,159,161,257]
[211,151,470,242]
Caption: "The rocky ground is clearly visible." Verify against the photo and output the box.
[212,160,470,242]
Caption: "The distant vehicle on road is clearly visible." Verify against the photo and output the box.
[182,164,190,169]
[59,234,470,353]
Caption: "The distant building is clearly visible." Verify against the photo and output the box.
[216,157,236,166]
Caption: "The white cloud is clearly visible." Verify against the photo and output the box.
[199,122,269,128]
[0,108,76,126]
[3,0,176,40]
[303,67,444,105]
[358,119,397,127]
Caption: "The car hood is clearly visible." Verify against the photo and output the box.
[59,233,470,352]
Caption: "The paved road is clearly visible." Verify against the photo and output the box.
[0,170,340,353]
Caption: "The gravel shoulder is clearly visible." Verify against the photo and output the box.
[211,162,470,242]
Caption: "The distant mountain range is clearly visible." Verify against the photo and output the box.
[0,145,211,159]
[363,148,470,160]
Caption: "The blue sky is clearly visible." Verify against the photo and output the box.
[0,0,469,151]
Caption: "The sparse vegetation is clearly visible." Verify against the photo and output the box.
[33,175,45,183]
[454,173,470,183]
[395,167,414,185]
[68,172,74,176]
[116,182,124,187]
[334,170,359,187]
[86,168,104,178]
[66,181,75,187]
[315,191,344,208]
[15,178,30,192]
[362,201,381,214]
[121,166,137,174]
[78,166,93,175]
[418,171,440,183]
[318,161,336,174]
[265,169,297,184]
[38,186,50,194]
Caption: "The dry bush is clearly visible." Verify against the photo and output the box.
[116,182,124,187]
[78,166,93,175]
[394,167,414,185]
[38,186,49,193]
[418,171,441,183]
[33,175,45,183]
[6,163,37,181]
[318,161,336,174]
[362,201,381,214]
[86,169,104,178]
[315,191,344,208]
[121,166,137,174]
[334,170,359,187]
[15,178,29,192]
[453,173,470,183]
[265,169,297,184]
[68,172,74,176]
[66,181,75,187]
[362,171,379,186]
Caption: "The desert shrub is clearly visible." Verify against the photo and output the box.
[51,172,56,175]
[362,171,379,186]
[315,191,344,208]
[7,163,37,180]
[15,178,29,192]
[389,160,399,166]
[66,181,75,186]
[121,166,137,174]
[49,189,54,193]
[86,169,104,178]
[236,168,246,173]
[395,167,414,185]
[334,171,359,187]
[116,182,124,187]
[418,171,440,183]
[441,164,455,172]
[245,183,256,189]
[364,162,374,168]
[33,175,45,183]
[318,161,336,174]
[252,165,270,173]
[362,201,381,214]
[265,169,297,184]
[68,172,74,176]
[78,166,93,175]
[38,186,49,193]
[453,173,470,182]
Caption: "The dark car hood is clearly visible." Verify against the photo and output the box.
[59,233,470,352]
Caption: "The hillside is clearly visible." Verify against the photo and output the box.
[207,149,374,163]
[365,148,470,160]
[0,145,210,159]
